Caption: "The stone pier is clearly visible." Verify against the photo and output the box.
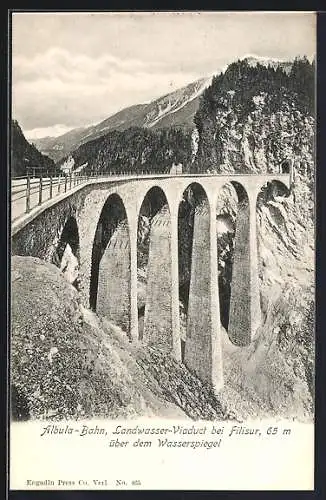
[96,220,131,333]
[143,205,174,351]
[184,200,223,392]
[228,189,261,345]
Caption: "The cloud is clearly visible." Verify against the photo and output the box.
[12,47,202,131]
[13,47,153,82]
[12,12,315,134]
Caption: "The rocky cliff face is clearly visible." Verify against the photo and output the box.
[191,58,315,418]
[193,58,314,305]
[195,68,314,174]
[197,98,313,175]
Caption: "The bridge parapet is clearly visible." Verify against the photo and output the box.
[12,172,292,233]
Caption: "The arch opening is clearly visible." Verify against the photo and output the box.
[215,183,240,332]
[89,194,129,314]
[52,216,80,289]
[259,179,291,203]
[177,182,209,361]
[137,186,170,343]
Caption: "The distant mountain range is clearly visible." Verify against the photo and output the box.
[20,56,298,169]
[33,77,212,163]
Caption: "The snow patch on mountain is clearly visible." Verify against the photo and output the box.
[33,77,212,162]
[147,77,212,128]
[241,54,293,74]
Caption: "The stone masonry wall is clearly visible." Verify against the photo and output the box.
[143,205,173,350]
[96,220,131,334]
[184,200,213,384]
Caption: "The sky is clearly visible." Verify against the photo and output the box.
[11,11,316,139]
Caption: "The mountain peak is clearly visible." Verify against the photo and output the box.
[241,54,293,74]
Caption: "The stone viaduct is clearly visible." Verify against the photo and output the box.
[11,173,291,392]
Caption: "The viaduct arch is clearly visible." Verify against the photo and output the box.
[89,193,131,334]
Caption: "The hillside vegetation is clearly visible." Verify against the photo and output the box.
[194,56,314,173]
[60,126,193,175]
[11,120,55,177]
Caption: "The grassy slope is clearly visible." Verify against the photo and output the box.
[11,256,228,421]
